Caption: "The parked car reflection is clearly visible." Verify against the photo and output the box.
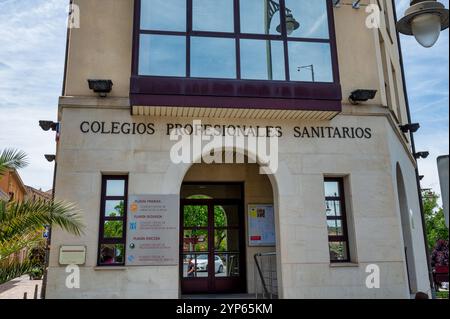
[196,255,224,273]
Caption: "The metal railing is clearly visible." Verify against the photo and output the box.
[254,252,278,299]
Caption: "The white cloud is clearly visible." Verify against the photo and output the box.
[0,0,67,189]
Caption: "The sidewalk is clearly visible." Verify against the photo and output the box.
[0,275,42,299]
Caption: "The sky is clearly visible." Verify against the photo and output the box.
[0,0,448,197]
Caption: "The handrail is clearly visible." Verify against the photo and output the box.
[254,252,276,299]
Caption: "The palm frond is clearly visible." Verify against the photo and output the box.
[0,148,29,176]
[0,199,84,243]
[0,230,42,259]
[0,257,34,285]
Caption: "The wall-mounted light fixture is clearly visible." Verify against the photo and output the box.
[397,0,449,48]
[400,123,421,133]
[414,151,430,159]
[87,79,113,97]
[44,154,56,162]
[348,89,377,105]
[39,121,58,132]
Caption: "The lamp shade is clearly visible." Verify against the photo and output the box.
[276,13,300,35]
[397,0,449,48]
[411,13,443,47]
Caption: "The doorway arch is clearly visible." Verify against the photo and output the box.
[180,154,279,294]
[396,163,418,293]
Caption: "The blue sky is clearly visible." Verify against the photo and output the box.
[0,0,448,198]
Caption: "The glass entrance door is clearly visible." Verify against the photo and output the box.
[180,199,245,294]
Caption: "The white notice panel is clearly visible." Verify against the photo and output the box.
[126,195,179,266]
[248,204,275,246]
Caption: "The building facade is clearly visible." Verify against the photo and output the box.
[0,169,27,203]
[47,0,431,299]
[25,186,52,203]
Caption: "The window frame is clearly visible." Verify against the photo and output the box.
[131,0,341,111]
[97,175,128,266]
[324,177,350,263]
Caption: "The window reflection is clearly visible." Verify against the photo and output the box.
[327,220,343,236]
[215,254,240,277]
[328,242,348,261]
[285,0,329,39]
[103,221,124,238]
[288,42,333,82]
[191,37,236,79]
[139,34,186,77]
[184,205,208,227]
[193,0,234,32]
[325,181,340,197]
[140,0,186,31]
[105,200,124,217]
[325,200,341,217]
[215,229,239,252]
[183,230,208,252]
[137,0,334,82]
[99,244,124,265]
[240,0,281,35]
[240,39,285,80]
[106,180,125,196]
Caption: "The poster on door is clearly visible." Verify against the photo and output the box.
[248,204,275,246]
[126,195,178,266]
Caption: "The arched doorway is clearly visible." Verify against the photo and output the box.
[396,163,418,293]
[179,159,275,295]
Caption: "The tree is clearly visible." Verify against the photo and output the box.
[182,196,228,252]
[423,190,449,251]
[103,201,125,238]
[0,148,28,176]
[0,148,84,284]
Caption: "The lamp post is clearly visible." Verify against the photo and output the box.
[397,0,449,48]
[264,0,300,80]
[298,64,315,82]
[392,0,443,297]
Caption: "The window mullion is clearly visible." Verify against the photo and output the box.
[278,0,289,81]
[187,0,192,77]
[235,0,241,79]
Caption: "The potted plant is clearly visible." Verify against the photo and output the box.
[29,267,43,280]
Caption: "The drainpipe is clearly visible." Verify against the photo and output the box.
[391,0,435,297]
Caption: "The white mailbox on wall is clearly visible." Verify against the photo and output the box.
[59,246,87,265]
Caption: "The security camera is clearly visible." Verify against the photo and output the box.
[39,121,57,131]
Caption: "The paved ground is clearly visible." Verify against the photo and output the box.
[0,275,42,299]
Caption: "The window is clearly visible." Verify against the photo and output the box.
[324,178,350,262]
[136,0,335,82]
[98,176,128,266]
[132,0,340,110]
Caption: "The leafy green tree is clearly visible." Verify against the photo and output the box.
[103,202,124,238]
[182,197,229,252]
[423,190,449,251]
[0,149,84,284]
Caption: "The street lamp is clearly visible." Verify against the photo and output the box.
[265,0,300,80]
[265,0,300,36]
[397,0,449,48]
[298,64,315,82]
